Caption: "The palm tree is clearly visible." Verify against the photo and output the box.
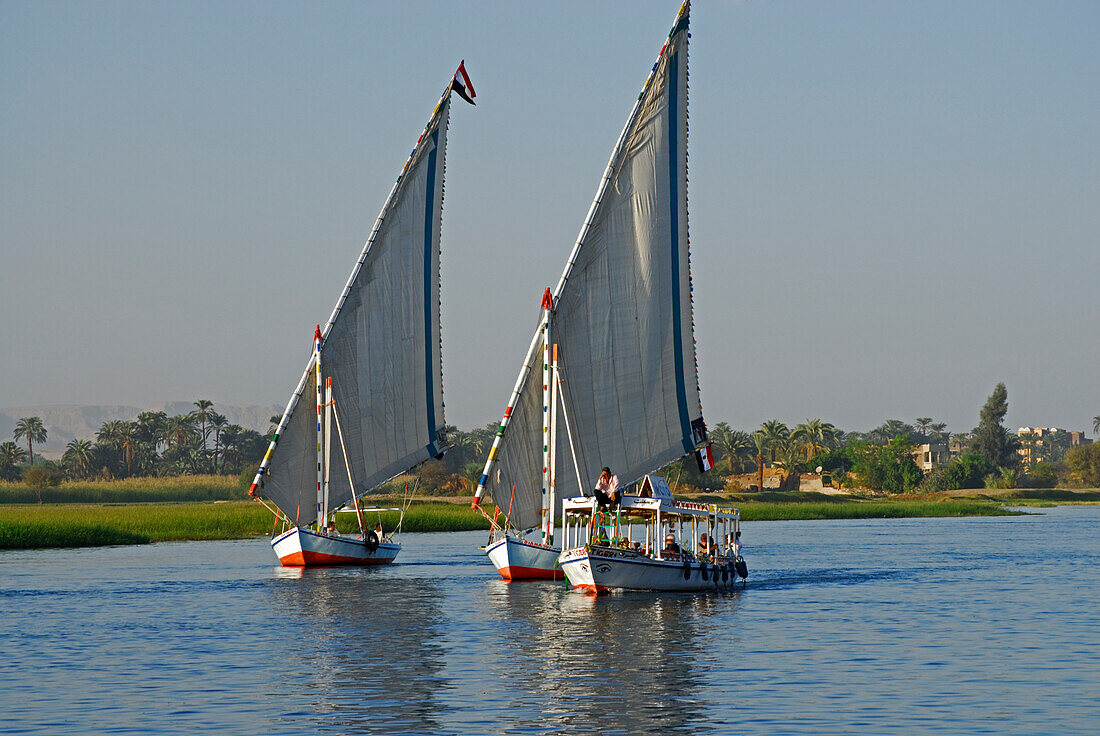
[751,431,768,492]
[191,399,215,455]
[97,420,138,477]
[13,417,48,466]
[775,439,804,485]
[710,422,752,473]
[915,417,933,440]
[209,413,228,472]
[929,422,948,444]
[63,439,96,479]
[0,442,28,480]
[759,420,789,462]
[793,418,837,461]
[1094,415,1100,438]
[268,414,283,438]
[166,414,198,450]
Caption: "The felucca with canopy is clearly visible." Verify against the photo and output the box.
[248,64,475,566]
[470,2,723,582]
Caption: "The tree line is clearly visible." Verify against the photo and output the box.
[0,401,268,483]
[3,388,1097,492]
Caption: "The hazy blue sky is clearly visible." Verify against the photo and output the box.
[2,0,1097,436]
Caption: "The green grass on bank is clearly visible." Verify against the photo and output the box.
[0,475,245,504]
[0,500,490,550]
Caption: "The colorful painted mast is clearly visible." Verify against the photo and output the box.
[547,342,560,544]
[540,289,553,544]
[248,62,473,505]
[314,325,324,528]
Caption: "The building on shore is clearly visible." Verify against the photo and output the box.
[1016,427,1093,468]
[911,443,950,474]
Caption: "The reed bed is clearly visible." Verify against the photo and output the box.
[0,500,490,550]
[0,475,245,505]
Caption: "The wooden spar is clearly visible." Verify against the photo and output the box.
[315,326,324,529]
[248,67,464,502]
[541,292,552,544]
[547,342,560,545]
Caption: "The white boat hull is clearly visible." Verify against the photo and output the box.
[559,545,740,594]
[272,527,400,567]
[485,534,563,581]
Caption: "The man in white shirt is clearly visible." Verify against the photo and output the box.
[593,467,620,508]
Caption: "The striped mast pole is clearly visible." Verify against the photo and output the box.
[323,375,334,531]
[547,341,560,545]
[248,64,469,505]
[540,288,553,544]
[471,322,544,512]
[314,325,324,530]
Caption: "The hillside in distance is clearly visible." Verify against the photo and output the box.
[0,403,280,460]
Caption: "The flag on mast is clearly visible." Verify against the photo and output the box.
[451,61,476,105]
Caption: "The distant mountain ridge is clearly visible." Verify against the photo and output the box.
[0,403,280,460]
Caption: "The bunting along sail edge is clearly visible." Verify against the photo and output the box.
[475,2,699,530]
[253,83,456,525]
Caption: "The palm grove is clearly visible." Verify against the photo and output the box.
[3,386,1099,492]
[0,401,268,483]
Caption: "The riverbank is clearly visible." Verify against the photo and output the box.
[3,488,1097,551]
[0,500,490,550]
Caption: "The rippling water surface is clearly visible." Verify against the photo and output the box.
[2,506,1098,734]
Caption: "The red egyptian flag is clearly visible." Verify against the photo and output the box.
[451,61,476,105]
[696,443,715,473]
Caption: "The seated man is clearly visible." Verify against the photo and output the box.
[593,467,620,508]
[663,533,681,554]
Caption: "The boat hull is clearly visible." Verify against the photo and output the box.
[559,545,740,594]
[272,527,400,567]
[485,535,563,580]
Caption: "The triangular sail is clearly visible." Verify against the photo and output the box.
[476,2,702,530]
[254,94,452,526]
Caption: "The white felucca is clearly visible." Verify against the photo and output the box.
[248,64,475,567]
[469,2,736,590]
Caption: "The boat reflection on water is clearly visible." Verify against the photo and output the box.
[264,568,447,735]
[482,580,743,734]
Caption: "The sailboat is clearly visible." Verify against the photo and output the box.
[470,1,735,587]
[248,63,475,567]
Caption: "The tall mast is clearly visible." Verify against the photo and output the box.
[540,288,553,544]
[314,325,324,529]
[323,375,333,530]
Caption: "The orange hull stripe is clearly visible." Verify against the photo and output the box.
[498,565,564,581]
[279,550,395,567]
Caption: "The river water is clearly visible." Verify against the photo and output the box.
[1,506,1097,735]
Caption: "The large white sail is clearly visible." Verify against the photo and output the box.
[477,2,701,531]
[255,95,452,526]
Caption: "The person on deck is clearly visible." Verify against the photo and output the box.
[593,467,620,508]
[663,533,681,554]
[726,531,742,558]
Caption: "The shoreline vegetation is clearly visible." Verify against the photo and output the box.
[1,481,1097,551]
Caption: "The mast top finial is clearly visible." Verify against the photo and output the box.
[314,325,322,341]
[540,288,553,311]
